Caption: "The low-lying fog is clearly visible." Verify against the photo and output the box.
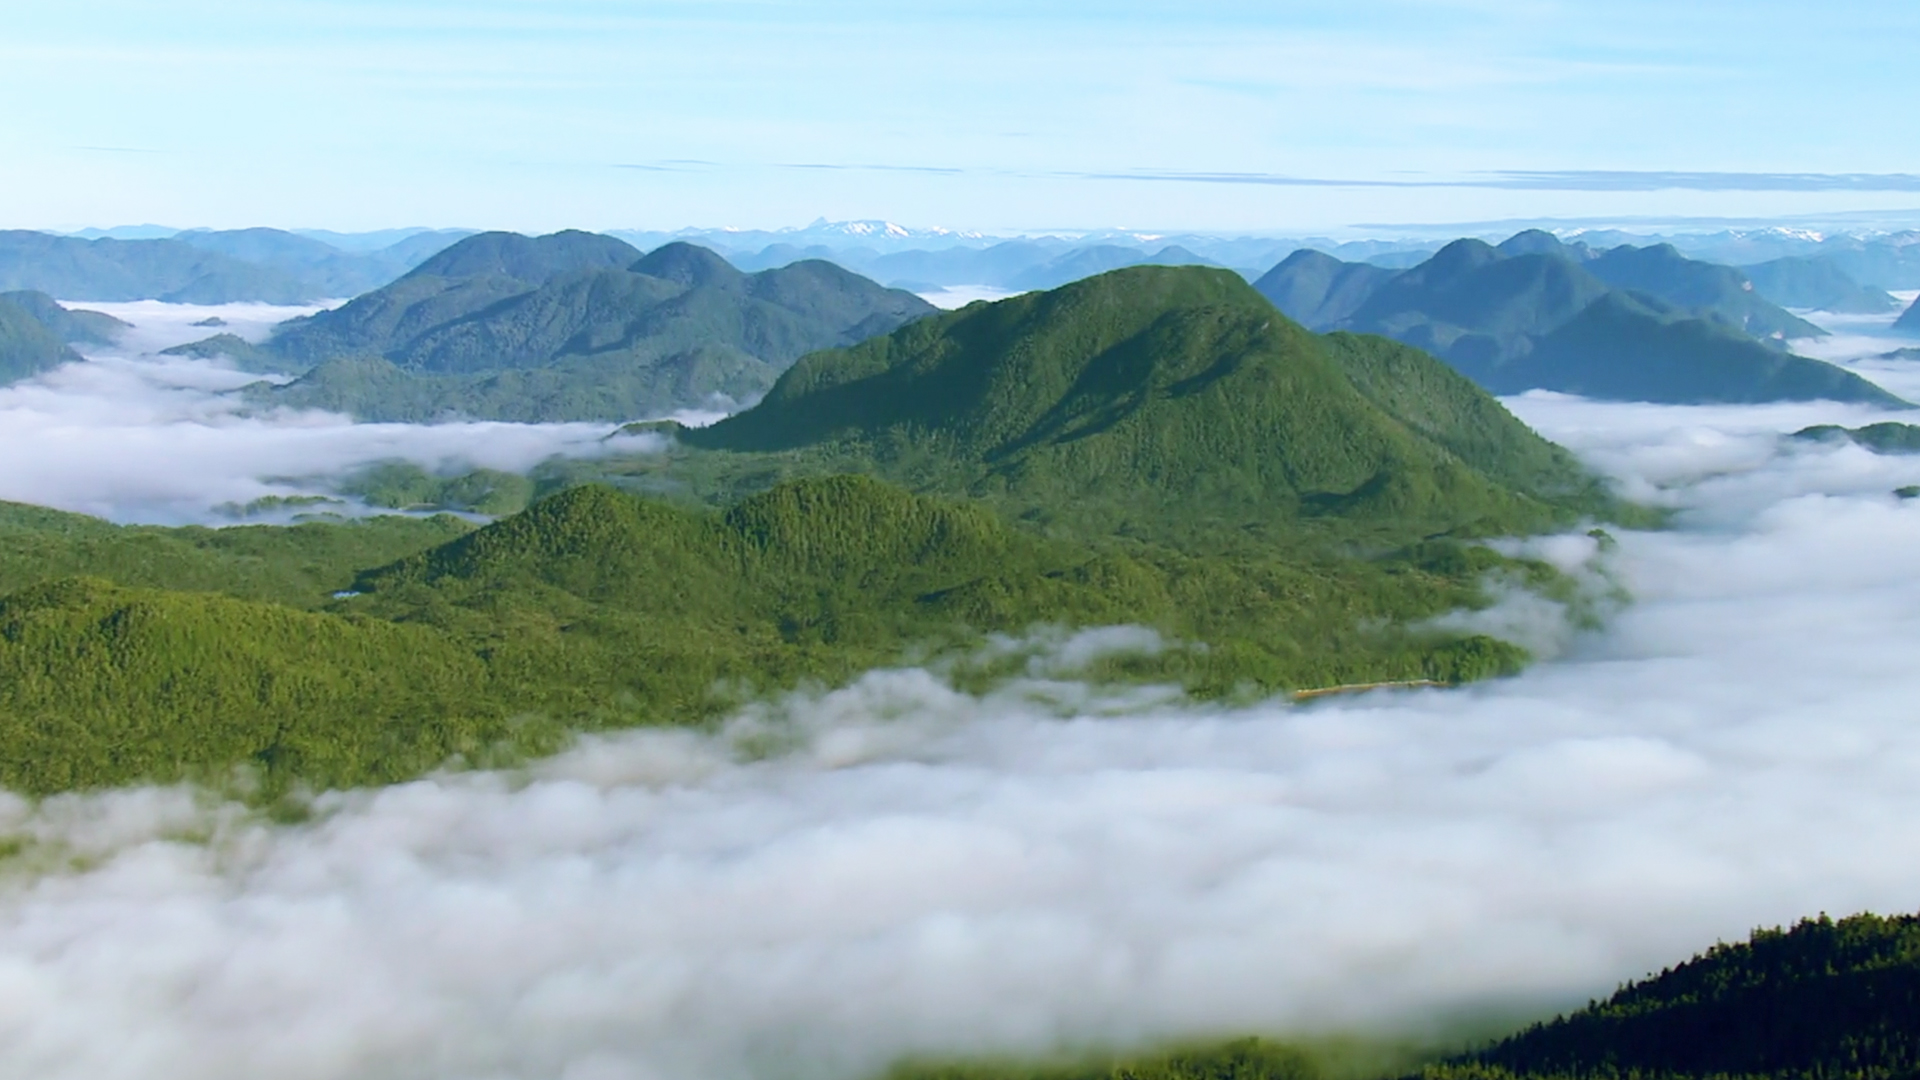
[1,301,663,523]
[7,306,1920,1079]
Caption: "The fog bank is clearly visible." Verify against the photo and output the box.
[0,302,663,523]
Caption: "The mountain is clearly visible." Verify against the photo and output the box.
[0,291,139,383]
[685,264,1615,542]
[1429,913,1920,1080]
[0,230,318,303]
[1793,421,1920,453]
[0,228,467,304]
[172,227,468,297]
[0,473,1536,794]
[1740,256,1899,313]
[1248,238,1891,407]
[1339,239,1612,361]
[0,296,83,382]
[1583,243,1825,340]
[1470,292,1906,406]
[1252,250,1397,328]
[1897,294,1920,331]
[0,290,127,345]
[248,233,938,422]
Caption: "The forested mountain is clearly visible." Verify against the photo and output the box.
[171,227,471,297]
[239,232,938,421]
[0,266,1637,795]
[1741,256,1899,313]
[1424,913,1920,1080]
[685,264,1617,541]
[0,291,128,383]
[1253,250,1397,327]
[1249,236,1896,406]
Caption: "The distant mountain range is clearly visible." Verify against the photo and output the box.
[222,231,937,421]
[1254,232,1903,406]
[0,228,471,303]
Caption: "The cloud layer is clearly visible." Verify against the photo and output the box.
[0,302,661,523]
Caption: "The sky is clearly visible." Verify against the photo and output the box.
[4,0,1919,234]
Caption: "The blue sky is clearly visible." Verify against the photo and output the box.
[3,0,1917,234]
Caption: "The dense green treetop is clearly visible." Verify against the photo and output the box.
[1425,913,1920,1080]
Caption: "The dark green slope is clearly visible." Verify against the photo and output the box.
[1253,249,1397,329]
[0,577,505,796]
[1484,292,1907,406]
[0,476,1536,793]
[1585,243,1825,340]
[1897,294,1920,331]
[1429,913,1920,1080]
[1741,256,1898,314]
[247,235,936,421]
[0,500,475,608]
[690,265,1610,541]
[1793,421,1920,453]
[0,296,83,382]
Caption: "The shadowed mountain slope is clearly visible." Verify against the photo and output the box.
[1471,292,1905,406]
[1253,250,1397,329]
[245,234,936,421]
[1584,242,1825,340]
[1741,256,1899,313]
[1898,294,1920,331]
[0,296,82,382]
[1245,237,1893,406]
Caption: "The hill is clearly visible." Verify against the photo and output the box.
[0,290,128,345]
[0,228,467,304]
[0,295,82,382]
[1741,257,1899,313]
[1424,913,1920,1080]
[0,230,317,303]
[1245,239,1892,406]
[681,264,1616,543]
[1472,292,1907,406]
[1253,250,1397,328]
[0,476,1540,794]
[1898,294,1920,331]
[172,227,468,297]
[244,234,937,421]
[1792,421,1920,453]
[0,291,131,384]
[1582,243,1825,340]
